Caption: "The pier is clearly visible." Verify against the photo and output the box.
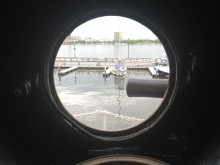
[148,66,157,77]
[54,57,161,77]
[54,57,158,68]
[58,66,78,76]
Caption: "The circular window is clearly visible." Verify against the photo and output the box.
[46,13,177,141]
[77,154,170,165]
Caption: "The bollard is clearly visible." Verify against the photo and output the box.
[126,78,168,98]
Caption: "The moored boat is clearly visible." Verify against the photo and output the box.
[154,65,169,76]
[154,53,169,76]
[111,59,127,76]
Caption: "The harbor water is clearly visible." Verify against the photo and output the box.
[54,43,166,131]
[54,69,164,131]
[57,43,165,58]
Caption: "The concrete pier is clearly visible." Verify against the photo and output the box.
[58,66,78,76]
[148,66,157,77]
[55,57,158,68]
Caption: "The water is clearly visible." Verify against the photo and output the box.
[54,69,164,131]
[54,43,166,131]
[57,43,165,59]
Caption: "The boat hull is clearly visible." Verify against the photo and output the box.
[154,65,169,76]
[111,68,127,76]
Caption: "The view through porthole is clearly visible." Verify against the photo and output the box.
[53,16,169,131]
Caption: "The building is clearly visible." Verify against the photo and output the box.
[114,32,122,42]
[64,35,81,43]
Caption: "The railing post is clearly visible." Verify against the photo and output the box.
[103,112,107,130]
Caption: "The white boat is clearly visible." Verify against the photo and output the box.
[157,53,169,66]
[154,53,169,76]
[154,65,170,76]
[111,59,127,76]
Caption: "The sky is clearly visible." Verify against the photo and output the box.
[71,16,158,40]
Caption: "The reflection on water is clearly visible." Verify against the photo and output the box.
[114,75,126,116]
[54,69,163,131]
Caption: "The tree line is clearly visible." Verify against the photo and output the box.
[63,39,161,45]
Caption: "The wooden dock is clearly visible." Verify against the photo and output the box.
[58,66,78,76]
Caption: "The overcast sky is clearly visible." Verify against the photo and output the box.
[71,16,158,40]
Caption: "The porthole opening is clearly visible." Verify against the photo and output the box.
[47,13,176,140]
[76,154,170,165]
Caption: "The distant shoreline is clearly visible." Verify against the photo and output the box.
[62,39,161,45]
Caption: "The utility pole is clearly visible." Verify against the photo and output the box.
[73,44,76,57]
[128,38,130,58]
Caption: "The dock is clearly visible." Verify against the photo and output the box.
[54,57,159,77]
[148,66,157,77]
[58,66,78,76]
[54,57,158,68]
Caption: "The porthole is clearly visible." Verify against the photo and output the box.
[76,154,170,165]
[45,11,178,141]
